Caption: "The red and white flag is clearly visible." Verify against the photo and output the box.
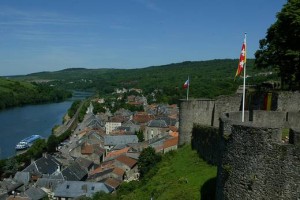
[183,79,189,89]
[235,35,246,78]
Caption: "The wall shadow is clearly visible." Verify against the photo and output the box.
[200,177,216,200]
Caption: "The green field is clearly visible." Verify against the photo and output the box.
[0,78,35,93]
[120,145,217,200]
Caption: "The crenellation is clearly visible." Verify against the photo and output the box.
[182,92,300,200]
[287,112,300,129]
[277,91,300,112]
[216,111,300,200]
[252,110,287,127]
[214,94,242,126]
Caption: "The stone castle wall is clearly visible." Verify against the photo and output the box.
[287,112,300,128]
[191,110,300,167]
[213,94,242,127]
[277,91,300,112]
[191,125,221,165]
[216,111,300,200]
[179,99,215,145]
[179,91,300,145]
[179,91,300,199]
[252,110,286,127]
[179,95,242,145]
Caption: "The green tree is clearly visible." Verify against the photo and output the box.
[27,139,47,159]
[3,158,20,176]
[138,147,162,178]
[68,100,81,118]
[91,191,117,200]
[47,135,59,153]
[92,101,106,114]
[255,0,300,90]
[135,130,144,142]
[78,101,90,122]
[116,181,140,197]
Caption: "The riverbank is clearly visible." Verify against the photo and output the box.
[0,101,73,159]
[52,113,71,135]
[0,91,93,159]
[0,78,72,111]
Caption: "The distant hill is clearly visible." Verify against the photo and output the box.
[0,78,71,110]
[11,59,278,102]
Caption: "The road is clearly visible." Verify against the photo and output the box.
[54,101,84,137]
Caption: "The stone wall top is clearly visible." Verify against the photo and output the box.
[220,110,300,129]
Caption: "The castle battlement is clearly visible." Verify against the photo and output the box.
[217,111,300,200]
[180,91,300,200]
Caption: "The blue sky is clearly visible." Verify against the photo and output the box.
[0,0,286,76]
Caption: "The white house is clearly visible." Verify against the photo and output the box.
[105,122,122,135]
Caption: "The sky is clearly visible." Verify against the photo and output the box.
[0,0,287,76]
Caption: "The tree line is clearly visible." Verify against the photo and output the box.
[14,59,278,106]
[0,79,72,110]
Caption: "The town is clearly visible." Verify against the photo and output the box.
[0,88,179,199]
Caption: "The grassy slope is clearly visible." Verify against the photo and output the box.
[0,78,36,93]
[122,145,217,200]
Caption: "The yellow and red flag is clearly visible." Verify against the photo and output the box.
[235,35,246,79]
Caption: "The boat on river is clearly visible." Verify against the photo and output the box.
[15,135,43,150]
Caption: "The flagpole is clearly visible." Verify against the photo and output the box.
[242,33,247,122]
[187,76,189,101]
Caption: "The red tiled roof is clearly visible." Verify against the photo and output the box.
[105,147,130,159]
[90,166,103,175]
[110,115,126,123]
[133,113,155,124]
[81,143,105,155]
[90,161,115,175]
[163,136,179,149]
[100,160,114,168]
[169,131,179,138]
[81,143,93,154]
[112,167,125,177]
[105,178,121,189]
[115,155,137,168]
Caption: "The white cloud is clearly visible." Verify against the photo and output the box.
[0,6,87,27]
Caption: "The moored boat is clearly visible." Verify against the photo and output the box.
[15,135,43,150]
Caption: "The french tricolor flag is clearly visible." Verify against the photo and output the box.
[183,79,189,89]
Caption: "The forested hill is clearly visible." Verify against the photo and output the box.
[0,78,71,110]
[12,59,277,101]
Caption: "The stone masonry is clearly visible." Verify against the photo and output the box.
[179,91,300,200]
[216,111,300,200]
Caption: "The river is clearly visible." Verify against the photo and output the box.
[0,91,93,159]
